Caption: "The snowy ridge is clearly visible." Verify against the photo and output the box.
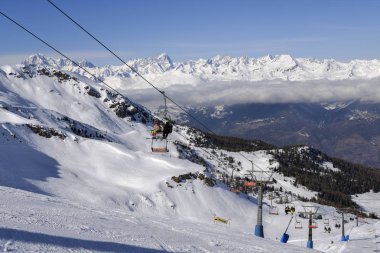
[20,53,380,86]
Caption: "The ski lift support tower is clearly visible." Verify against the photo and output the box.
[299,205,320,249]
[245,160,274,239]
[337,207,352,242]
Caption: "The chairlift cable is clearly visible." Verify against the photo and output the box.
[47,0,216,135]
[0,10,148,123]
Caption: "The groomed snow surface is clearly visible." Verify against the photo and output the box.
[0,63,379,252]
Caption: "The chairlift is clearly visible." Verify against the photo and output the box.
[151,139,169,152]
[269,206,279,215]
[150,122,169,152]
[309,220,318,229]
[149,91,174,152]
[295,217,303,229]
[244,181,256,187]
[230,187,241,193]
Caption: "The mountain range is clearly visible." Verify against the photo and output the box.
[22,53,380,83]
[10,53,380,168]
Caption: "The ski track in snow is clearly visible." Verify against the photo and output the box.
[0,186,318,253]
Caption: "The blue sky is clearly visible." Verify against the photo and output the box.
[1,0,380,65]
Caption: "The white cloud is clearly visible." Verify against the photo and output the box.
[126,78,380,109]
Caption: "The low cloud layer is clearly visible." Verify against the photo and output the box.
[125,78,380,109]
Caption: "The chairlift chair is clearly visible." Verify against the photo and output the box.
[309,220,318,229]
[269,206,279,215]
[230,187,241,193]
[149,91,174,153]
[150,134,169,153]
[295,217,303,229]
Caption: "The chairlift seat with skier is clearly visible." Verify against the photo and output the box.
[149,118,169,152]
[149,91,174,152]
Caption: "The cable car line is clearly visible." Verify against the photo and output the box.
[47,0,215,136]
[0,10,148,122]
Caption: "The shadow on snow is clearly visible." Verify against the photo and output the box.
[0,142,60,195]
[0,227,171,253]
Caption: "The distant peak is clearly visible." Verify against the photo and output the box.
[157,53,170,59]
[260,54,274,60]
[21,54,95,69]
[22,54,50,66]
[78,60,95,68]
[156,53,173,70]
[157,53,173,62]
[274,54,294,60]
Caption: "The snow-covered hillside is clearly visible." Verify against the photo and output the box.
[22,53,380,89]
[0,60,379,252]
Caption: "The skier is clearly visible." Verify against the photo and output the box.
[152,119,162,138]
[290,206,296,215]
[163,120,173,139]
[285,206,290,215]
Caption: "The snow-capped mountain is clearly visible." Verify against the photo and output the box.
[22,53,380,85]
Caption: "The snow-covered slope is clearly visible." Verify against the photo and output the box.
[0,61,378,252]
[21,53,380,88]
[1,186,325,253]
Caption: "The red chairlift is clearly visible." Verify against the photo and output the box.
[309,220,318,229]
[244,181,257,187]
[230,188,241,193]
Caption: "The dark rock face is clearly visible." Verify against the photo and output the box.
[84,86,101,98]
[26,124,66,140]
[110,102,135,118]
